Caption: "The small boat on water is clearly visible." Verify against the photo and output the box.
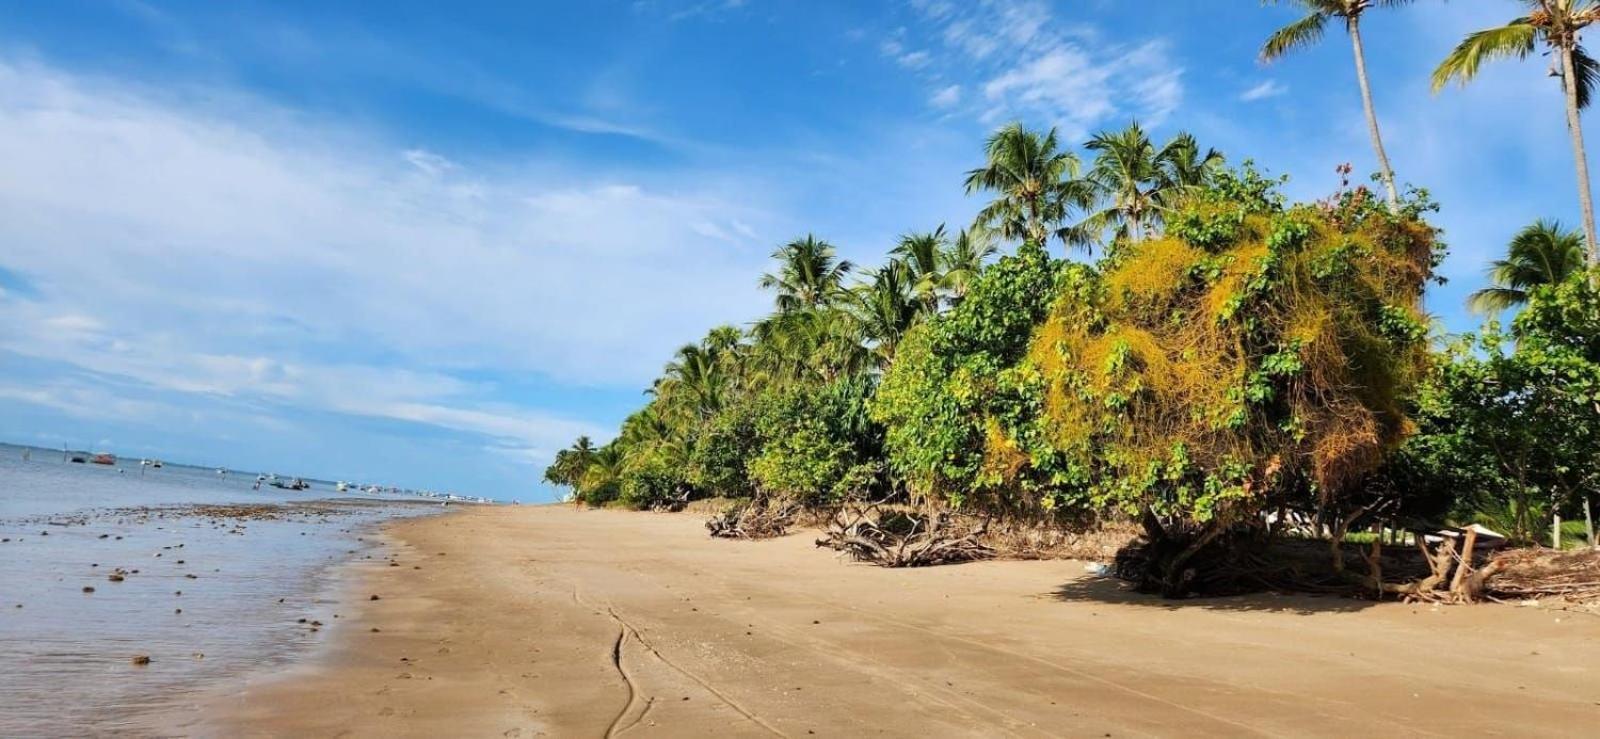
[335,481,349,492]
[269,477,310,491]
[90,453,116,466]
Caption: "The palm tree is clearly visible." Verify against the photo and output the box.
[939,228,998,302]
[577,443,625,504]
[1080,123,1224,244]
[759,235,853,312]
[1159,133,1228,201]
[849,263,923,367]
[544,436,598,490]
[1468,219,1588,312]
[964,123,1097,250]
[1433,1,1600,262]
[572,436,595,456]
[750,307,869,383]
[891,226,948,312]
[660,343,728,419]
[1262,0,1409,210]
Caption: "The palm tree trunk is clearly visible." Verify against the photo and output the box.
[1348,18,1400,211]
[1559,45,1600,264]
[1128,209,1142,244]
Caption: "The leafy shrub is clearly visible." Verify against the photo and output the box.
[871,241,1062,509]
[750,375,883,504]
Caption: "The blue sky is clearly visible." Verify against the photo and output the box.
[0,0,1577,500]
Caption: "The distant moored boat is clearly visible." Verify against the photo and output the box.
[90,453,116,465]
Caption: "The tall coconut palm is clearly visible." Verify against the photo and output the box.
[1080,123,1224,244]
[890,226,948,312]
[703,325,744,354]
[1433,1,1600,261]
[544,436,598,490]
[1468,219,1588,312]
[1262,0,1409,210]
[939,227,998,302]
[849,262,923,367]
[759,235,854,312]
[577,443,625,504]
[1159,133,1228,201]
[964,123,1097,250]
[750,307,869,384]
[660,343,728,419]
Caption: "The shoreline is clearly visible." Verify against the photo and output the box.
[197,504,1600,736]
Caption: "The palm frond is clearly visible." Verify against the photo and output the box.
[1432,20,1538,93]
[1571,44,1599,109]
[1261,12,1328,61]
[1466,286,1530,314]
[1467,219,1586,313]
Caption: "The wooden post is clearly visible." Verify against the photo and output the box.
[1553,514,1562,550]
[1450,527,1479,595]
[1585,495,1595,550]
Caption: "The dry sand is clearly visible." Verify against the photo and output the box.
[198,504,1600,737]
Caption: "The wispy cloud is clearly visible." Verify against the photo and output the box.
[1239,79,1287,102]
[896,50,932,69]
[895,0,1183,136]
[402,148,455,176]
[633,0,749,23]
[929,84,962,108]
[0,58,770,468]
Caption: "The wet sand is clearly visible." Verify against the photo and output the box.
[0,493,438,737]
[201,504,1600,737]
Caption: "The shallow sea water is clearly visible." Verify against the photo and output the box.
[0,444,443,736]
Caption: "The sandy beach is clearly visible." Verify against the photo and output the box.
[199,505,1600,737]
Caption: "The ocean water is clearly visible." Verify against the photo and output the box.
[0,443,446,736]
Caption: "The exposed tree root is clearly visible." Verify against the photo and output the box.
[705,499,801,539]
[1110,513,1588,604]
[816,504,994,567]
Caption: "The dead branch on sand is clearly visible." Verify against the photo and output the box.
[706,499,801,539]
[816,503,994,567]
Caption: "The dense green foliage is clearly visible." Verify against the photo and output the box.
[543,116,1600,572]
[748,376,883,503]
[1403,270,1600,542]
[870,241,1065,509]
[1019,181,1437,531]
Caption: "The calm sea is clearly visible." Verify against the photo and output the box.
[0,443,447,736]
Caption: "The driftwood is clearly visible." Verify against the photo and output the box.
[816,504,994,567]
[705,499,800,539]
[1483,547,1600,602]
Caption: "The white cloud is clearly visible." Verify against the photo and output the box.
[0,379,175,423]
[402,148,455,176]
[1239,80,1287,102]
[983,47,1114,125]
[930,84,962,108]
[897,50,932,69]
[900,0,1184,138]
[0,58,771,461]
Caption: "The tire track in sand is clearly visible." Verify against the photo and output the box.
[572,584,784,737]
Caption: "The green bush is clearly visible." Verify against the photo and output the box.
[871,241,1062,509]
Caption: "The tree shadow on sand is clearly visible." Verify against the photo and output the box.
[1048,574,1381,615]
